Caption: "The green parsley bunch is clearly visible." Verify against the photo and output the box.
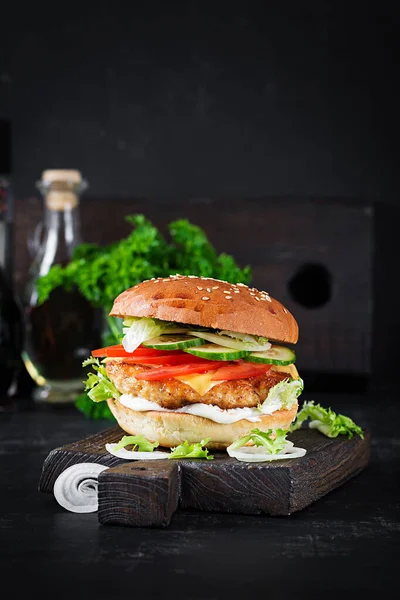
[36,214,251,420]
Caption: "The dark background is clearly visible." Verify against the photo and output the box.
[1,2,399,200]
[1,9,399,595]
[1,2,399,390]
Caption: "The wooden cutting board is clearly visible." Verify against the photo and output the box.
[39,426,370,527]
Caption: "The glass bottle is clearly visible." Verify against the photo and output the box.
[22,170,101,404]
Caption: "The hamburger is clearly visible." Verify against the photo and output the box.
[87,275,303,450]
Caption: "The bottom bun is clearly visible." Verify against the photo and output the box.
[107,398,298,450]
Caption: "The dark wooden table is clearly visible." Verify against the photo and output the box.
[1,392,398,600]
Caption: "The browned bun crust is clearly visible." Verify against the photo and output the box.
[110,275,298,344]
[107,398,298,450]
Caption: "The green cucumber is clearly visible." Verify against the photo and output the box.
[143,335,206,350]
[244,345,296,366]
[185,344,251,361]
[190,330,270,352]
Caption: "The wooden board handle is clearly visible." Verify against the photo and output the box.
[98,460,179,527]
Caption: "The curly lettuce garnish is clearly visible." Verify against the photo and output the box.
[290,401,364,439]
[228,428,288,454]
[83,357,121,403]
[75,392,116,420]
[168,438,214,460]
[114,435,159,453]
[259,378,303,413]
[122,317,187,352]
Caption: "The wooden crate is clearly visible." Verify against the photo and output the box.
[15,196,373,376]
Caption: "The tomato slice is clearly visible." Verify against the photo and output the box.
[106,347,183,358]
[91,346,112,357]
[121,353,221,366]
[211,362,272,381]
[122,354,190,366]
[135,361,224,380]
[91,345,182,358]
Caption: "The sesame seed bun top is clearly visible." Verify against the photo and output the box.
[109,275,299,344]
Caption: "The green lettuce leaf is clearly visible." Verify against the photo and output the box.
[290,401,364,439]
[82,357,121,403]
[75,392,116,420]
[122,317,187,352]
[228,428,288,454]
[260,378,304,412]
[168,438,214,460]
[114,435,159,452]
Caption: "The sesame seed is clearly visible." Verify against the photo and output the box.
[153,279,160,283]
[250,292,255,296]
[266,296,272,302]
[223,290,230,294]
[205,277,227,283]
[197,286,203,290]
[234,290,240,293]
[212,286,219,289]
[202,296,210,301]
[206,288,211,292]
[255,297,260,301]
[283,308,288,313]
[225,295,232,299]
[237,283,247,287]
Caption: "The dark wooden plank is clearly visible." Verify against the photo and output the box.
[38,426,124,493]
[98,461,179,527]
[180,455,292,515]
[288,428,371,513]
[38,425,370,525]
[179,429,370,516]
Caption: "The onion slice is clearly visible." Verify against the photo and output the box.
[105,443,169,460]
[53,462,109,513]
[190,330,271,352]
[227,443,307,463]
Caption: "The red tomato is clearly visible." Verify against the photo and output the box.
[91,345,182,358]
[211,362,271,381]
[135,361,224,380]
[91,346,112,357]
[122,353,194,366]
[122,353,224,366]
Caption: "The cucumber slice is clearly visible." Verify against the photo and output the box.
[185,344,251,361]
[244,345,296,366]
[143,335,205,350]
[190,330,270,352]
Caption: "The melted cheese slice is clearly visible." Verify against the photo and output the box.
[272,364,299,379]
[174,364,299,396]
[174,370,221,396]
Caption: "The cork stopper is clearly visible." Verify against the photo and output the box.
[39,169,86,210]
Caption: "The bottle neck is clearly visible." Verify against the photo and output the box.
[37,205,82,278]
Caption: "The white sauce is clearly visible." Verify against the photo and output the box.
[118,393,283,424]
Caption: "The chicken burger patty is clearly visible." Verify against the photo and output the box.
[106,360,290,410]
